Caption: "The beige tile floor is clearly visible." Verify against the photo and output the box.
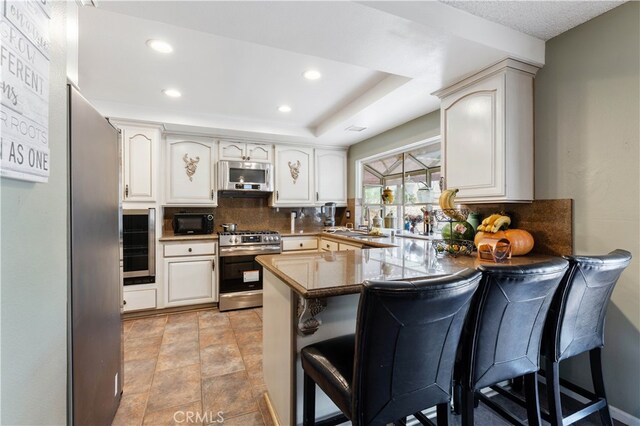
[113,308,274,426]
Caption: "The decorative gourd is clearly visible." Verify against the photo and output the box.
[474,229,534,256]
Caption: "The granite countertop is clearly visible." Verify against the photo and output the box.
[256,237,555,299]
[159,231,218,242]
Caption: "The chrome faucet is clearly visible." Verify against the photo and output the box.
[363,207,373,232]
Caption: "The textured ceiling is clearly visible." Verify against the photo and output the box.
[440,1,626,40]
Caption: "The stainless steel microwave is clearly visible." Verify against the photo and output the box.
[218,160,273,192]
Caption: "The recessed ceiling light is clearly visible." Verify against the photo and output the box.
[303,70,322,80]
[163,89,182,98]
[346,125,367,132]
[278,105,292,113]
[146,39,173,53]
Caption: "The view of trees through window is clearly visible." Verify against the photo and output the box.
[361,142,441,234]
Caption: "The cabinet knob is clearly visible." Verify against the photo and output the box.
[326,244,330,248]
[188,248,192,253]
[247,156,250,161]
[212,259,216,271]
[299,243,303,247]
[125,184,129,198]
[242,155,246,160]
[123,300,127,305]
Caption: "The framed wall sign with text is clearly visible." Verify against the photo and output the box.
[0,0,51,183]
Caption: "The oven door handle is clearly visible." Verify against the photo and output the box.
[148,208,156,277]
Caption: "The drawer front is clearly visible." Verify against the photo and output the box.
[320,239,339,251]
[339,243,360,251]
[123,289,157,312]
[164,241,217,257]
[282,237,318,251]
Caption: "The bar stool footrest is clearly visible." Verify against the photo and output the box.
[315,413,348,426]
[477,392,527,426]
[561,398,607,426]
[413,411,435,426]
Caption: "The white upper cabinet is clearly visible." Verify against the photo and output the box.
[118,123,161,202]
[246,143,271,162]
[314,149,347,206]
[165,136,217,205]
[272,146,314,206]
[435,59,538,203]
[219,141,272,162]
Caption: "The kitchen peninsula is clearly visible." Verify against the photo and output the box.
[256,237,554,425]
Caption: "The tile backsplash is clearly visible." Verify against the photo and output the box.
[163,195,347,234]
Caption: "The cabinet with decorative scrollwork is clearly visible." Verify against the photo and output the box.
[165,135,217,205]
[272,146,314,206]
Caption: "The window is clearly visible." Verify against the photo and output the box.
[360,142,441,234]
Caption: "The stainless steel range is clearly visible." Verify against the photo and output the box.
[218,230,282,311]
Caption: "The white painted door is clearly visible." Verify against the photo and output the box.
[166,138,216,205]
[274,146,314,205]
[122,126,159,202]
[165,256,216,306]
[219,141,246,161]
[442,73,506,199]
[315,149,347,205]
[122,288,157,312]
[246,143,272,162]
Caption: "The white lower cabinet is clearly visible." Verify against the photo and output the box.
[163,241,218,307]
[123,288,157,312]
[282,236,319,252]
[319,238,339,252]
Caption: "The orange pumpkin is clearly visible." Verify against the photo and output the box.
[474,229,534,256]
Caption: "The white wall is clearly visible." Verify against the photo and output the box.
[534,1,639,418]
[0,2,68,424]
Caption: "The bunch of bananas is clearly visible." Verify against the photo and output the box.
[477,214,511,233]
[438,188,466,221]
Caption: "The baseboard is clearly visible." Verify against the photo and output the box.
[263,391,281,426]
[121,302,217,320]
[538,376,640,426]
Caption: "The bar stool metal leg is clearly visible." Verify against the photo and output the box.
[461,387,475,426]
[524,372,542,426]
[394,416,407,425]
[590,348,613,426]
[545,357,564,426]
[303,372,316,426]
[436,403,450,426]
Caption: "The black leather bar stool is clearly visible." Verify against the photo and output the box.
[454,258,569,426]
[301,269,482,426]
[541,249,632,426]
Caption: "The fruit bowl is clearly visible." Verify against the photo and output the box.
[434,209,469,222]
[432,239,475,257]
